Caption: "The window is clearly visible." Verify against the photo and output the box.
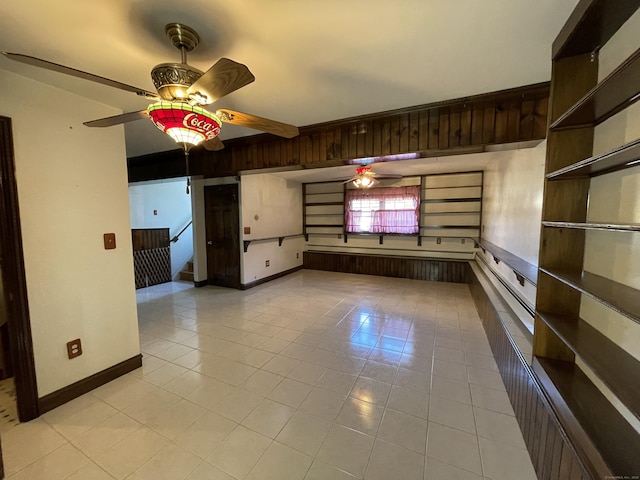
[345,186,420,234]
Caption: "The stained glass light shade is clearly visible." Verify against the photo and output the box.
[147,102,221,151]
[352,166,377,188]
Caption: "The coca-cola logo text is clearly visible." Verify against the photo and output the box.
[183,113,220,140]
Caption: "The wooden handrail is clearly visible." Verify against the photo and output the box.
[170,220,192,243]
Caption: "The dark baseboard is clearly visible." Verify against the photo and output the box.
[193,280,207,288]
[240,266,303,290]
[38,354,143,414]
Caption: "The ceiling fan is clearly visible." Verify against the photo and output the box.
[2,23,299,153]
[342,165,402,188]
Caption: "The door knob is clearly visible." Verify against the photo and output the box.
[207,241,213,245]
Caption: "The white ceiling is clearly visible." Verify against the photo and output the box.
[0,0,576,178]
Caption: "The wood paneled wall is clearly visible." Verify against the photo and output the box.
[469,268,588,479]
[128,83,549,182]
[303,251,471,283]
[131,228,170,251]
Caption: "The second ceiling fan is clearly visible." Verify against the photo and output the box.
[342,166,402,188]
[3,22,299,152]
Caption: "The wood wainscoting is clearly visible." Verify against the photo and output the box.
[469,265,588,480]
[303,251,471,284]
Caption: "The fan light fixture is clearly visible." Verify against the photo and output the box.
[352,166,377,188]
[147,101,222,193]
[147,101,221,152]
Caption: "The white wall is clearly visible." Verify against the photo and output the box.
[481,141,546,265]
[129,178,193,278]
[241,174,304,284]
[478,141,546,311]
[0,70,140,397]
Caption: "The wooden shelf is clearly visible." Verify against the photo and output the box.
[243,234,303,252]
[550,47,640,130]
[423,185,481,190]
[422,225,479,230]
[552,0,640,59]
[304,202,344,207]
[537,311,640,420]
[533,357,640,478]
[540,268,640,324]
[546,137,640,179]
[421,198,481,204]
[423,211,481,215]
[542,221,640,232]
[475,239,538,286]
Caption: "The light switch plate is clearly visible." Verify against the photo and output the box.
[104,233,116,250]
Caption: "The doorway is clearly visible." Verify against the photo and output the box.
[204,184,241,288]
[0,116,41,476]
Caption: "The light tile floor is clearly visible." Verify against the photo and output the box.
[0,378,18,434]
[2,270,538,480]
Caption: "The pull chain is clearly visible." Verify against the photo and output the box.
[184,149,190,194]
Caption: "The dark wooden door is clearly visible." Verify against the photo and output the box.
[204,184,240,288]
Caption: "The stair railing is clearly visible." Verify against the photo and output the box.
[170,220,192,243]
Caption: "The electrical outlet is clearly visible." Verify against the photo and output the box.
[265,260,270,267]
[437,237,441,244]
[67,339,82,359]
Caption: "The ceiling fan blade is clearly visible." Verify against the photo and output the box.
[342,176,359,183]
[2,52,159,100]
[187,58,255,104]
[202,137,225,151]
[83,110,149,127]
[216,109,299,138]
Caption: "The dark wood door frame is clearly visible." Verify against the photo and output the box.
[0,116,40,422]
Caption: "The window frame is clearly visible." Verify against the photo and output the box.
[344,185,420,235]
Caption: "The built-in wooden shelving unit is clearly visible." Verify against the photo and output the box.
[534,0,640,477]
[550,47,640,130]
[303,172,481,256]
[546,137,640,178]
[532,357,640,480]
[537,311,640,420]
[540,267,640,325]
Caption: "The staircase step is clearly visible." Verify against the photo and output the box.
[179,271,194,282]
